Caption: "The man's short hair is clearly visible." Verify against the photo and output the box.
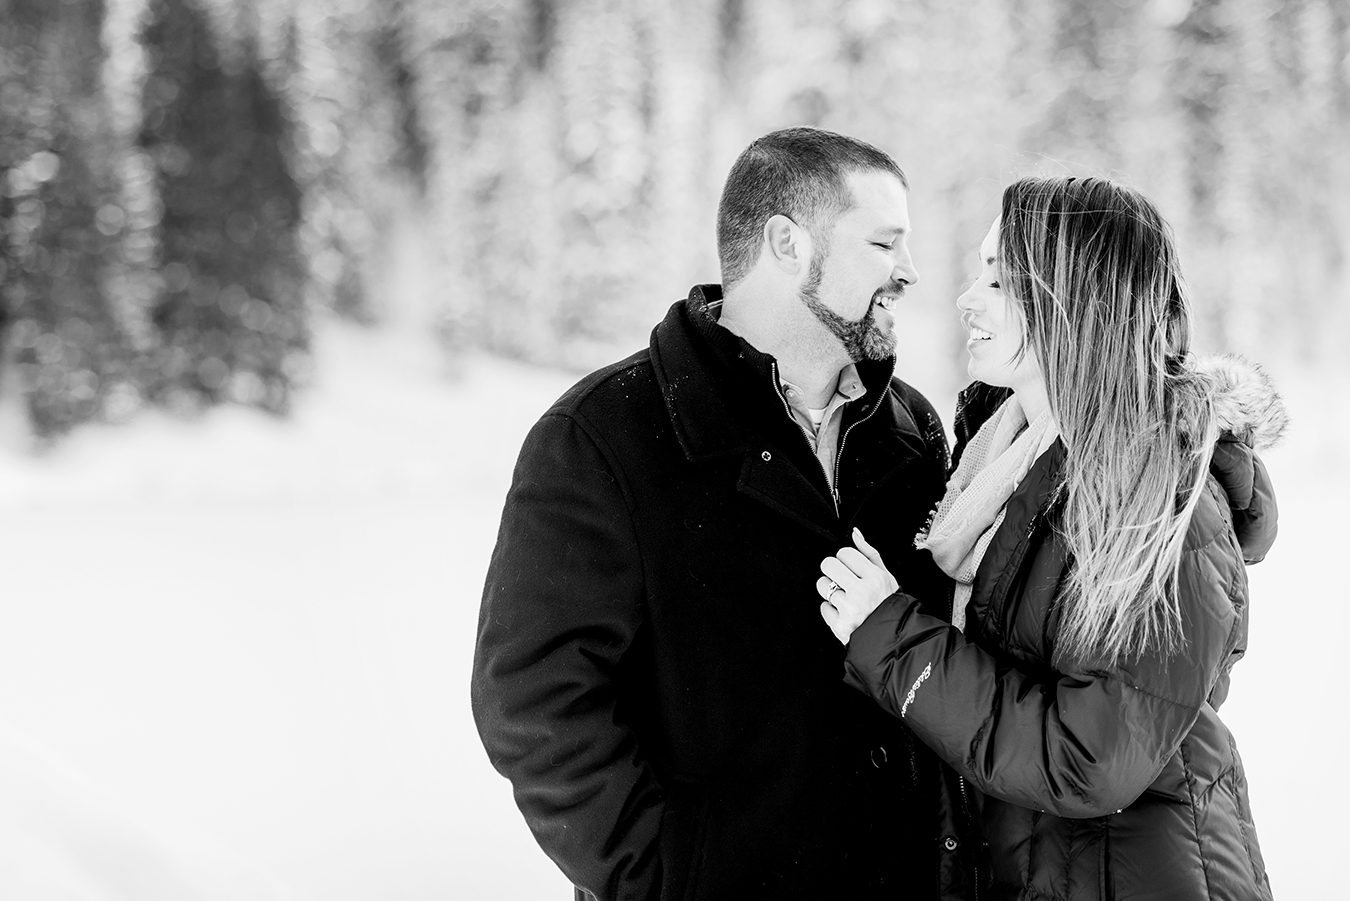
[716,127,908,290]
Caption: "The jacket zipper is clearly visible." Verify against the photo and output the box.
[956,774,979,901]
[997,509,1045,641]
[832,383,887,508]
[770,361,842,513]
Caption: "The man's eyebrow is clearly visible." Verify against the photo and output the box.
[873,225,908,236]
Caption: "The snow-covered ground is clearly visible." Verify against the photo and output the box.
[0,318,1344,899]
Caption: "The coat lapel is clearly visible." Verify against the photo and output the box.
[736,447,838,541]
[650,287,931,545]
[651,288,841,541]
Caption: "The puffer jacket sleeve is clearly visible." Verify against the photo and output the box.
[1210,435,1279,564]
[842,487,1244,819]
[472,411,663,901]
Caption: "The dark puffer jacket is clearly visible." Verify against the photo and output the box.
[843,355,1285,901]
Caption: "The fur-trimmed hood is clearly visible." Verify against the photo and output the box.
[1193,354,1289,451]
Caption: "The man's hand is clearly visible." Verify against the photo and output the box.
[817,528,900,644]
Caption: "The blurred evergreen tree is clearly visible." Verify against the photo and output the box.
[1167,0,1348,357]
[0,0,132,437]
[138,0,304,414]
[276,0,430,326]
[409,0,555,360]
[1170,0,1238,348]
[3,0,1348,443]
[1034,0,1144,173]
[411,0,724,367]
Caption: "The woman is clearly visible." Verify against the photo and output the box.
[818,177,1282,900]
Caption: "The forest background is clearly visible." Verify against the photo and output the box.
[2,0,1348,898]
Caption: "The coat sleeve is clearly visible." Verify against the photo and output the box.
[471,411,663,901]
[1209,436,1279,564]
[842,518,1242,819]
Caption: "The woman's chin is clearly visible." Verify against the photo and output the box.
[966,356,1021,389]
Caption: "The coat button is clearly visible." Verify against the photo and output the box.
[761,451,772,462]
[942,836,959,852]
[870,746,888,768]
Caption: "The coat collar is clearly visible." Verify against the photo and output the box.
[650,285,922,540]
[955,385,1064,581]
[651,284,907,463]
[968,437,1066,632]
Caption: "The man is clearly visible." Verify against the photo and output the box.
[472,127,956,900]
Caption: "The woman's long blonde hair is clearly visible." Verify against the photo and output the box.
[998,177,1218,667]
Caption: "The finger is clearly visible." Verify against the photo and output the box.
[852,527,885,566]
[834,546,875,578]
[810,556,842,578]
[819,602,848,644]
[816,575,839,601]
[820,556,860,589]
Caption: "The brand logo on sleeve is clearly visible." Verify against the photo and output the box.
[901,662,932,718]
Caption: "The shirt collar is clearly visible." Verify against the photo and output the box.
[779,362,866,410]
[654,286,905,462]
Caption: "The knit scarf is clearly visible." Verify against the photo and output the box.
[916,396,1059,631]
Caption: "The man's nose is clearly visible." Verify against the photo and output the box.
[893,252,919,288]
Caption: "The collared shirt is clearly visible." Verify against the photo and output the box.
[779,363,866,494]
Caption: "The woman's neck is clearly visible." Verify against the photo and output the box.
[1012,376,1051,425]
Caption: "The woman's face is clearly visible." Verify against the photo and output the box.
[956,218,1042,393]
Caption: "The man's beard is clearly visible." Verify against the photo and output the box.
[799,254,898,362]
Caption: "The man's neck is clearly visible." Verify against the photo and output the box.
[775,358,845,409]
[719,285,852,408]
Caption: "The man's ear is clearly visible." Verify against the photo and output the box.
[763,214,810,275]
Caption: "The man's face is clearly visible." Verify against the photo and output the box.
[800,170,918,362]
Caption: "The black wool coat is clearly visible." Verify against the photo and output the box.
[472,286,957,901]
[844,360,1283,901]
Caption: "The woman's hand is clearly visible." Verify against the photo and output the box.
[817,528,900,644]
